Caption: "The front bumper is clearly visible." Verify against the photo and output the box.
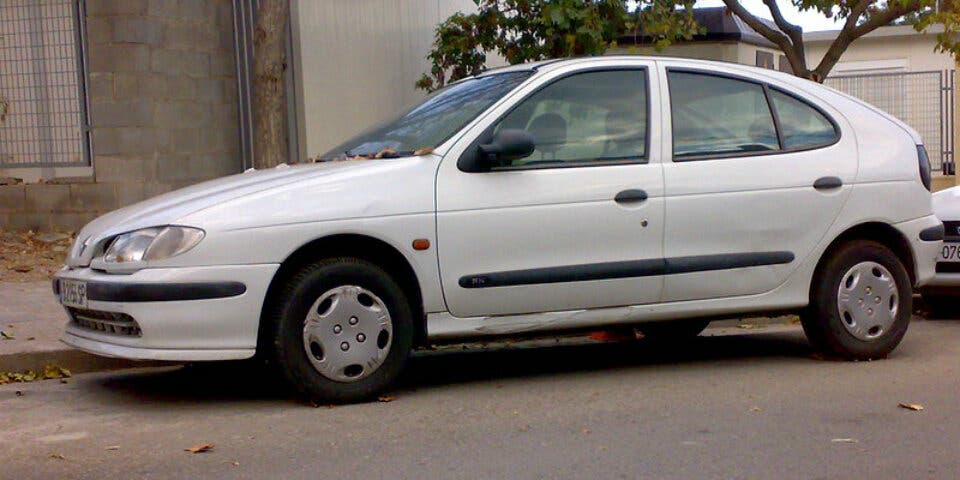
[54,264,279,361]
[896,214,942,288]
[920,239,960,295]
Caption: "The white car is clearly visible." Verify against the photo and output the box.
[921,186,960,314]
[55,57,942,402]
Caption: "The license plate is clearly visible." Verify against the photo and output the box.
[59,279,88,308]
[940,243,960,263]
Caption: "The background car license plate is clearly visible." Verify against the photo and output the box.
[940,243,960,263]
[59,279,88,308]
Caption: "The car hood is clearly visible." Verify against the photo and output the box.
[933,185,960,222]
[69,157,438,266]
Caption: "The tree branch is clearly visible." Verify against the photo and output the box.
[763,0,802,46]
[721,0,790,48]
[762,0,805,65]
[813,0,920,80]
[722,0,808,76]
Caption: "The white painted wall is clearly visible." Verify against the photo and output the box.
[291,0,494,160]
[804,25,954,75]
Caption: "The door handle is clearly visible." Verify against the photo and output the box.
[813,176,843,190]
[614,189,648,204]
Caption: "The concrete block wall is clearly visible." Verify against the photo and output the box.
[0,0,240,231]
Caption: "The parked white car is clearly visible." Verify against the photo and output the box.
[921,186,960,314]
[55,57,941,402]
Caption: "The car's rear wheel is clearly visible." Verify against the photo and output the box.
[802,240,911,359]
[638,319,710,342]
[266,257,413,403]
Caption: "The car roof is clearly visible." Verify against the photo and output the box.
[475,55,812,87]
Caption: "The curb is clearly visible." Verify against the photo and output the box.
[0,346,171,375]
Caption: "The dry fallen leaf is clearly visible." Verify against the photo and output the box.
[374,148,399,159]
[105,446,120,451]
[750,406,763,412]
[413,147,434,156]
[898,403,924,411]
[831,438,858,443]
[0,330,14,340]
[377,395,395,403]
[185,443,214,453]
[49,453,65,460]
[15,390,22,397]
[581,428,592,434]
[231,462,240,467]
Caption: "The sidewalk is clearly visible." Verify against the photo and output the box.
[0,281,155,373]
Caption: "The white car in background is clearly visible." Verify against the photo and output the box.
[921,186,960,314]
[54,57,942,402]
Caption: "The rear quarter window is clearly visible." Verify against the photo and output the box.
[768,89,838,149]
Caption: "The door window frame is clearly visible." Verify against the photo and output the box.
[665,67,842,163]
[457,66,653,172]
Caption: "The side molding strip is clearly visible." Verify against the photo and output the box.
[459,252,795,289]
[80,281,248,302]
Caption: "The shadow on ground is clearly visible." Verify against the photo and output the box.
[91,328,813,406]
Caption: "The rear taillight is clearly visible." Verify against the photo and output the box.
[917,145,931,191]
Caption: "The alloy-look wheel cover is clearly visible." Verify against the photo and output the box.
[302,285,393,382]
[836,261,899,341]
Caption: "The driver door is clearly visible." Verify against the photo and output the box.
[435,63,666,318]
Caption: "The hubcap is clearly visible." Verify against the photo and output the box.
[301,285,392,382]
[836,261,898,341]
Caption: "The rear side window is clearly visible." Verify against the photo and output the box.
[668,71,778,159]
[769,89,838,149]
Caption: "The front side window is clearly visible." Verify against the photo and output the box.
[669,71,779,159]
[769,89,837,149]
[492,69,648,167]
[321,71,533,160]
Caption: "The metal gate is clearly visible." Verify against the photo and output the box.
[0,0,90,168]
[826,70,955,174]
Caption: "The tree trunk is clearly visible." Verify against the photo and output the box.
[252,0,290,169]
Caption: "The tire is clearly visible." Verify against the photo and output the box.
[265,257,414,403]
[639,319,710,342]
[802,240,911,360]
[922,294,960,318]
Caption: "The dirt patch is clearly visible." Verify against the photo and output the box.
[0,230,74,282]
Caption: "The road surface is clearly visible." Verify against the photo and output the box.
[2,319,959,479]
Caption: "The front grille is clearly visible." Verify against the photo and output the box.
[68,308,142,337]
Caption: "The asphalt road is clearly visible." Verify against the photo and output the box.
[2,319,959,480]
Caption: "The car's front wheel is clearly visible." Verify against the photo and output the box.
[266,257,414,403]
[802,240,911,359]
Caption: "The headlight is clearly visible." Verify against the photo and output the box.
[103,226,205,264]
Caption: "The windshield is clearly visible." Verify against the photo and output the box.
[320,71,533,160]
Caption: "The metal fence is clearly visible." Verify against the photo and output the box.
[0,0,89,168]
[826,70,955,174]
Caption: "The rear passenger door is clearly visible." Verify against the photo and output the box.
[660,65,856,302]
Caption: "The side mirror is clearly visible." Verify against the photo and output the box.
[460,129,535,172]
[480,129,535,164]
